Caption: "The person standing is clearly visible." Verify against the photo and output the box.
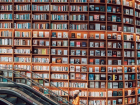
[72,90,81,105]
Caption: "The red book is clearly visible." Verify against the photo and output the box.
[124,60,127,65]
[76,74,81,79]
[133,81,136,87]
[76,42,80,47]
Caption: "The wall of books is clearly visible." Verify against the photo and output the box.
[1,0,140,104]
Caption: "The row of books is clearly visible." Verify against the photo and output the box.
[89,74,106,80]
[124,51,134,57]
[32,14,47,20]
[135,2,140,9]
[108,59,121,65]
[14,39,31,45]
[15,31,31,37]
[89,5,105,12]
[51,74,68,79]
[0,39,12,45]
[0,5,12,10]
[14,57,31,62]
[70,41,86,47]
[70,73,86,80]
[51,66,68,71]
[2,71,13,77]
[0,64,13,70]
[50,5,68,11]
[123,18,133,24]
[69,5,87,11]
[107,50,121,57]
[0,30,12,37]
[33,23,49,29]
[136,28,140,34]
[33,40,49,46]
[107,15,121,22]
[15,71,31,77]
[89,59,105,65]
[108,42,122,48]
[52,57,68,64]
[14,49,30,54]
[123,26,134,33]
[90,42,104,48]
[0,23,12,28]
[0,57,12,62]
[108,74,123,81]
[52,90,68,96]
[33,73,49,78]
[14,65,31,70]
[71,49,86,56]
[52,40,68,46]
[89,91,106,97]
[123,0,133,7]
[89,15,105,21]
[108,91,122,97]
[107,6,121,13]
[69,0,87,2]
[89,100,106,105]
[136,20,140,26]
[32,5,49,11]
[69,14,86,21]
[70,91,87,96]
[89,82,105,88]
[125,74,135,80]
[69,82,87,88]
[124,35,133,41]
[32,0,49,2]
[51,82,68,87]
[124,42,134,49]
[14,23,31,29]
[51,0,67,2]
[137,43,140,49]
[0,14,12,20]
[123,8,133,16]
[15,5,30,11]
[125,98,135,104]
[33,49,49,55]
[51,14,67,20]
[33,65,49,71]
[14,14,30,20]
[135,11,140,18]
[52,32,68,38]
[0,49,12,53]
[32,57,49,63]
[70,58,87,64]
[70,66,86,72]
[51,49,67,55]
[0,0,12,1]
[70,24,87,30]
[51,23,67,29]
[33,31,49,37]
[70,33,87,38]
[89,50,105,56]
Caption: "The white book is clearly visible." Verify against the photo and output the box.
[95,67,99,72]
[95,24,100,30]
[63,50,67,55]
[100,34,104,39]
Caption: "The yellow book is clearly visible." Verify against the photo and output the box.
[77,33,81,38]
[42,49,46,54]
[113,74,115,81]
[129,1,132,7]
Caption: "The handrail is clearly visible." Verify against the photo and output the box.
[0,68,72,105]
[0,76,48,105]
[0,66,87,105]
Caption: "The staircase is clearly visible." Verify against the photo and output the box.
[0,66,86,105]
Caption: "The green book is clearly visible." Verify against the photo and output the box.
[100,6,105,12]
[119,82,123,88]
[118,91,122,96]
[39,80,43,85]
[124,35,127,40]
[113,91,117,96]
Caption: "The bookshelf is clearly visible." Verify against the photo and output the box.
[1,0,140,104]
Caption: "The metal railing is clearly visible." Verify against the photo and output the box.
[0,66,87,105]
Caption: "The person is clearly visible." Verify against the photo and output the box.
[72,90,81,105]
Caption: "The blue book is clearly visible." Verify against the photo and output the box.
[124,67,127,73]
[3,78,7,82]
[107,6,112,12]
[138,52,140,57]
[70,41,75,47]
[52,32,56,37]
[82,42,86,47]
[138,89,140,94]
[44,90,49,94]
[131,74,135,80]
[95,7,99,11]
[89,74,94,80]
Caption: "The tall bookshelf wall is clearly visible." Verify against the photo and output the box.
[1,0,140,105]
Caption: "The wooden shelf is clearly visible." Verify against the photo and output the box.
[1,1,140,105]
